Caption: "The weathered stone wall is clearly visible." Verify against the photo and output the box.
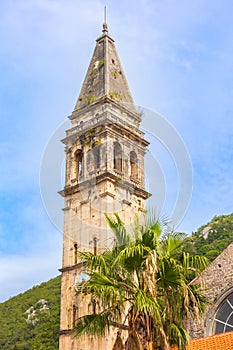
[190,242,233,338]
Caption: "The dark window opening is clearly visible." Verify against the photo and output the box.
[75,150,83,179]
[130,151,138,179]
[113,142,122,172]
[93,146,101,169]
[93,299,97,314]
[74,243,78,264]
[72,305,78,327]
[93,237,97,256]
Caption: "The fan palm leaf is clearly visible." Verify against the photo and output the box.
[74,214,208,350]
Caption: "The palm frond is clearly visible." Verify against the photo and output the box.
[169,323,189,350]
[157,259,182,289]
[105,213,131,247]
[186,283,208,316]
[113,243,150,273]
[189,254,209,272]
[74,312,110,337]
[79,251,111,274]
[134,289,161,322]
[161,231,187,258]
[142,225,161,250]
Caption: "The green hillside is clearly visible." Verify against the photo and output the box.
[0,213,232,349]
[0,275,61,350]
[185,213,233,261]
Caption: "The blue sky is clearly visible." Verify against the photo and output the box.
[0,0,233,302]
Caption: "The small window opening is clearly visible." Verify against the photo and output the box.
[72,305,77,327]
[93,299,97,314]
[130,151,138,179]
[75,150,83,179]
[93,237,97,256]
[93,146,101,169]
[74,243,78,264]
[113,142,122,172]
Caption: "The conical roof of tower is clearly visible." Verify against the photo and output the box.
[74,23,137,113]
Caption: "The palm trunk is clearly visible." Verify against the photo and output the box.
[125,331,144,350]
[159,326,170,350]
[112,331,124,350]
[147,341,154,350]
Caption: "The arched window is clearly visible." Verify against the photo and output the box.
[213,293,233,334]
[74,150,83,179]
[113,142,122,173]
[130,151,138,179]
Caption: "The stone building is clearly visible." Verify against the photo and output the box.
[172,242,233,349]
[190,242,233,339]
[59,23,150,350]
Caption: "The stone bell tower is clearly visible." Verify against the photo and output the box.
[59,23,150,350]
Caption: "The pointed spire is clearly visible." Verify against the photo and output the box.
[74,22,136,114]
[102,6,108,35]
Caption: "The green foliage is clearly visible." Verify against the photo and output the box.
[109,90,125,101]
[76,214,208,350]
[85,94,96,104]
[185,213,233,262]
[98,58,105,67]
[0,276,61,350]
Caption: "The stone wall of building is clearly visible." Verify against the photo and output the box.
[190,242,233,338]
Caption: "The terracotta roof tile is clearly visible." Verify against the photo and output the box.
[172,331,233,350]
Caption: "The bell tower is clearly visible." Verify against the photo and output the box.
[59,23,150,350]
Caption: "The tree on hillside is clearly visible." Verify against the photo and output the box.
[75,214,208,350]
[184,213,233,262]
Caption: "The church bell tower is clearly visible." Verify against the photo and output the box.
[59,23,150,350]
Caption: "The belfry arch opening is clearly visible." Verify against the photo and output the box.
[113,142,122,173]
[130,151,138,179]
[74,150,83,179]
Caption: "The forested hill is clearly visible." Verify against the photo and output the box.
[0,275,61,350]
[0,213,232,349]
[185,213,233,262]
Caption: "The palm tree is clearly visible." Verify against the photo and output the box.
[75,214,208,350]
